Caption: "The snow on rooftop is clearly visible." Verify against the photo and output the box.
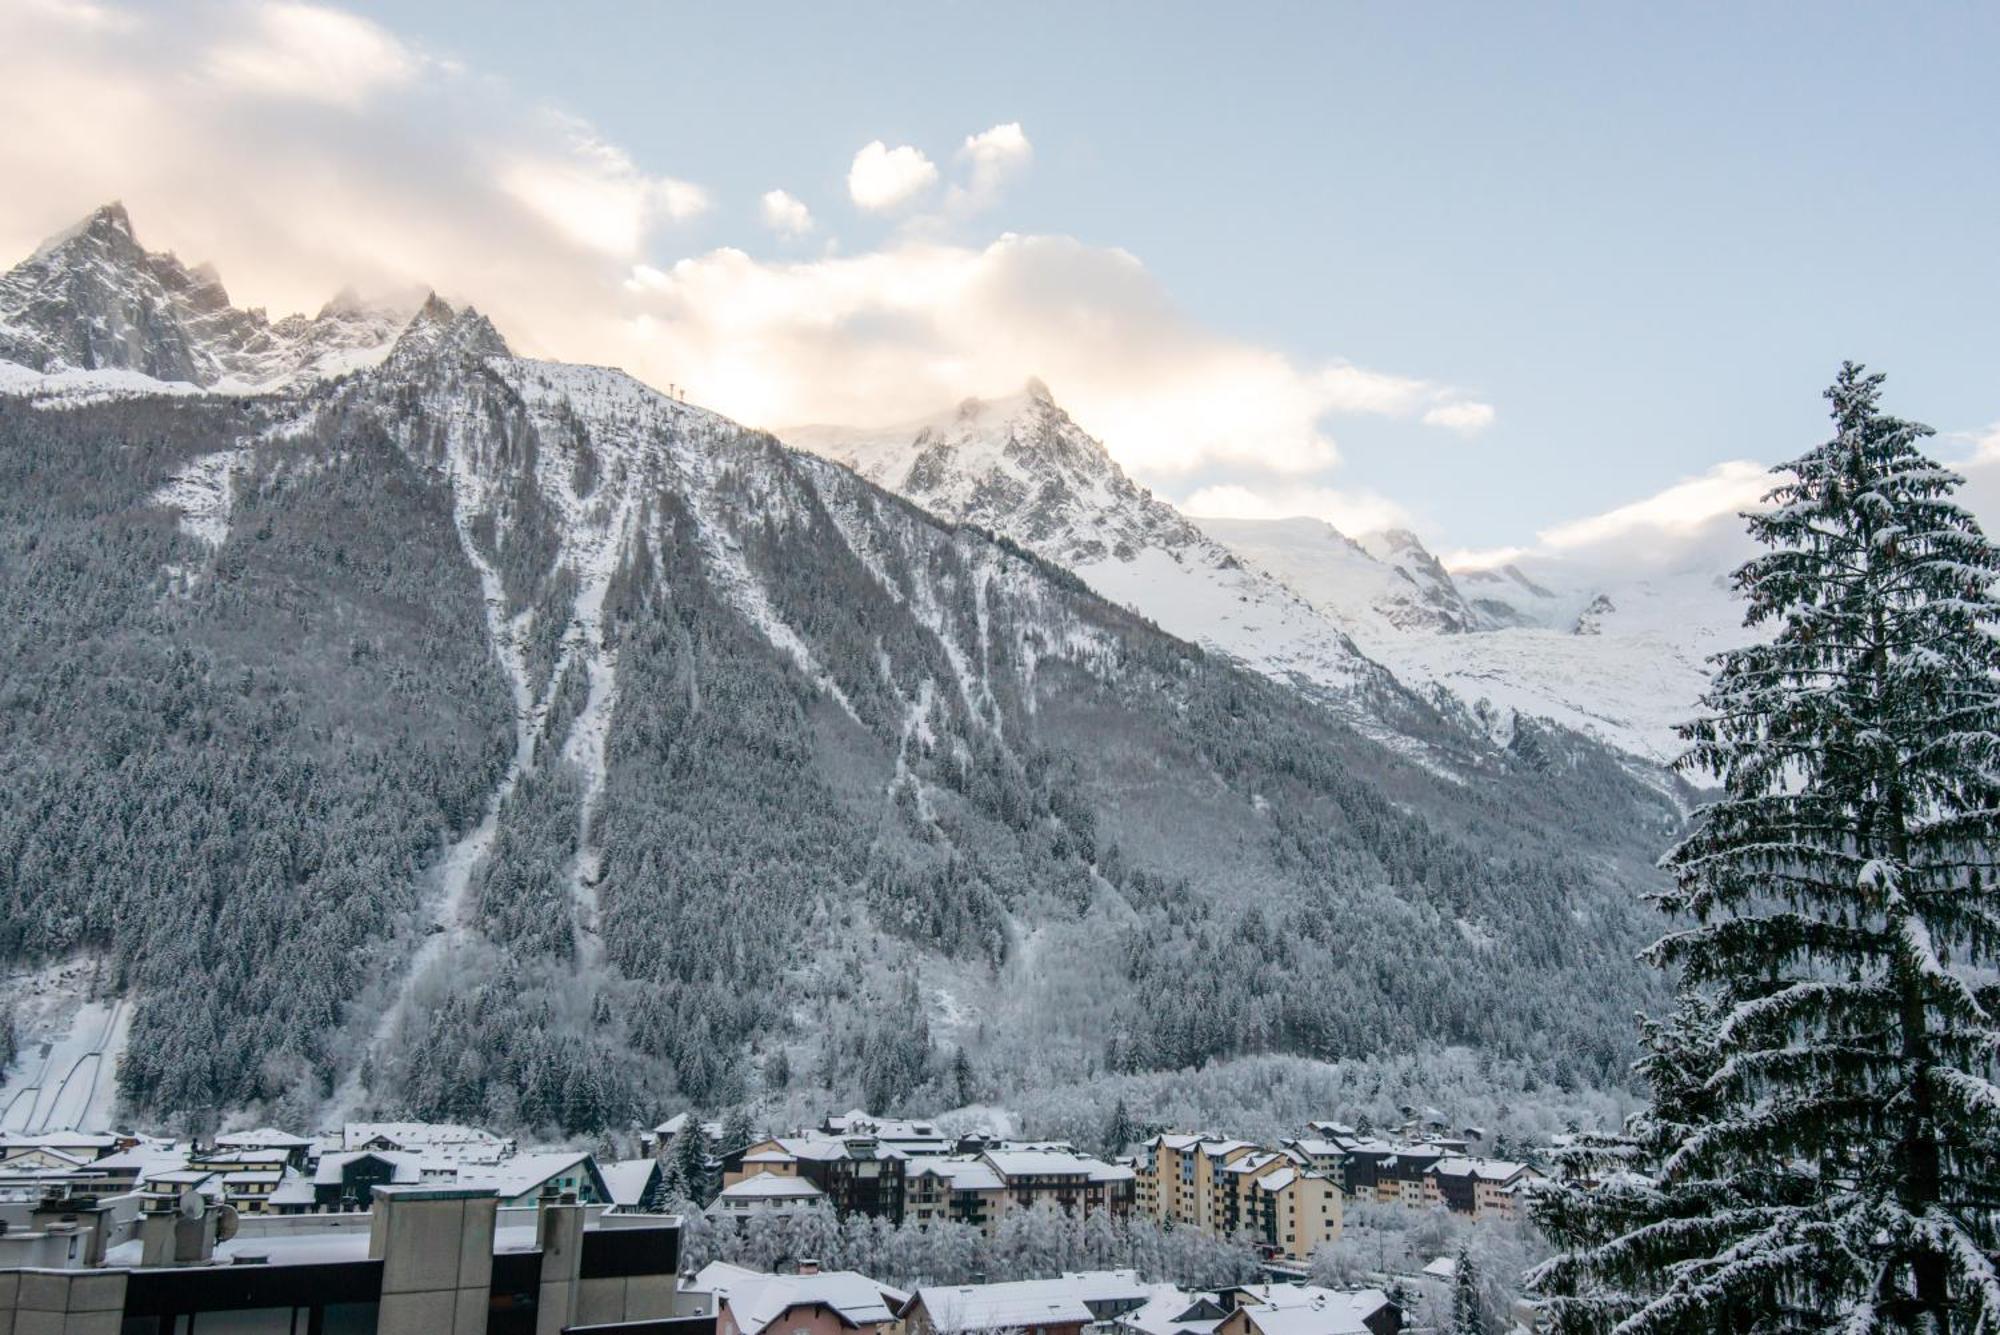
[717,1174,826,1200]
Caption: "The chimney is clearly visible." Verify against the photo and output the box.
[797,1259,821,1276]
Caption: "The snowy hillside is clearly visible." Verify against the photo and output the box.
[786,386,1436,735]
[1192,513,1751,764]
[1193,516,1491,638]
[0,205,1682,1134]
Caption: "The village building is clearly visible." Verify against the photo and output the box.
[708,1172,830,1221]
[700,1259,907,1335]
[1214,1284,1400,1335]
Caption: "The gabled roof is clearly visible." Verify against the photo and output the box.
[342,1122,502,1151]
[1224,1285,1396,1333]
[599,1158,662,1208]
[905,1156,1005,1192]
[982,1149,1107,1178]
[215,1127,313,1148]
[312,1150,426,1187]
[709,1264,902,1335]
[909,1280,1097,1332]
[1117,1284,1231,1335]
[457,1150,603,1201]
[716,1174,826,1200]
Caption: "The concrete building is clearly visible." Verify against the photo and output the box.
[0,1182,690,1334]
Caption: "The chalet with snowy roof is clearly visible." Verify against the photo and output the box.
[600,1156,664,1212]
[1423,1156,1539,1219]
[212,1127,312,1169]
[901,1278,1095,1335]
[1214,1285,1400,1335]
[1117,1286,1234,1335]
[702,1260,907,1335]
[709,1171,829,1220]
[457,1149,609,1206]
[644,1110,724,1159]
[905,1155,1006,1232]
[725,1134,908,1223]
[310,1149,427,1209]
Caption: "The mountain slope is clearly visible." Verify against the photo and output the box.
[786,387,1454,743]
[0,207,1680,1133]
[1191,513,1750,764]
[1192,516,1491,638]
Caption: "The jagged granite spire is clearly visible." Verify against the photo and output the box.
[0,202,418,391]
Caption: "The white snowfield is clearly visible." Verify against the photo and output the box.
[0,960,131,1135]
[1196,513,1756,764]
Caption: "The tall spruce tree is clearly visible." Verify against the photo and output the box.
[1536,363,2000,1330]
[1452,1241,1489,1334]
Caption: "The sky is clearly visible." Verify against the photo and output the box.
[2,0,1996,564]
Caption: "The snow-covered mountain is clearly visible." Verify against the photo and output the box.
[1193,516,1491,637]
[786,386,1443,737]
[0,202,411,397]
[0,205,1678,1133]
[787,387,1750,765]
[1192,514,1751,764]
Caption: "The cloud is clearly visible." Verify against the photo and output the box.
[759,189,813,238]
[948,122,1032,215]
[1181,482,1414,536]
[1445,459,1775,575]
[623,232,1479,481]
[0,1,1489,502]
[1421,400,1496,435]
[499,114,708,257]
[848,141,939,213]
[0,0,710,335]
[202,2,419,110]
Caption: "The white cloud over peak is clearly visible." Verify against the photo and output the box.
[948,122,1032,215]
[1181,482,1414,536]
[1443,459,1775,575]
[499,114,707,257]
[623,232,1481,482]
[760,189,813,238]
[847,141,939,213]
[0,1,1495,510]
[202,2,419,110]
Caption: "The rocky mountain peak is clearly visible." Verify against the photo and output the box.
[0,203,414,392]
[384,293,510,371]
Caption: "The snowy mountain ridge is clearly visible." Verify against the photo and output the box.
[1193,514,1751,764]
[0,204,1683,1133]
[785,387,1750,765]
[786,389,1448,739]
[0,202,413,398]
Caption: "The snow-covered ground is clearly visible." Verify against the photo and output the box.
[1191,511,1753,764]
[0,958,131,1133]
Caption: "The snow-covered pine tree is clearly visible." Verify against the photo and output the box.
[1544,363,2000,1329]
[672,1122,713,1207]
[1453,1241,1488,1334]
[719,1105,755,1157]
[1528,989,1759,1331]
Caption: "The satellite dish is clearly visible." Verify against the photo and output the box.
[214,1205,240,1243]
[177,1189,206,1221]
